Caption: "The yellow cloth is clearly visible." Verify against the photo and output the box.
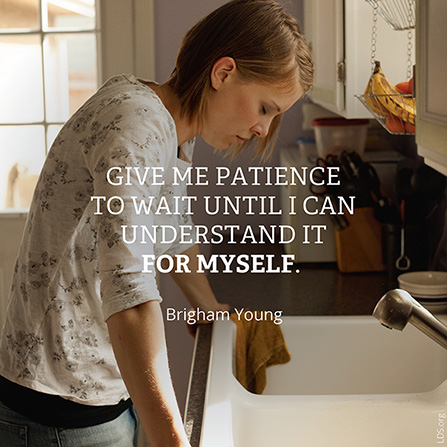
[230,311,291,394]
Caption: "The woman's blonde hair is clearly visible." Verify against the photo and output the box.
[168,0,314,159]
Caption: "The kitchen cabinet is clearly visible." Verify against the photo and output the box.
[304,0,414,119]
[416,0,447,175]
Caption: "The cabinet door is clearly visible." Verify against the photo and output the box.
[416,0,447,175]
[306,0,344,113]
[306,0,415,119]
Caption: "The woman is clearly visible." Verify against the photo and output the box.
[0,0,313,446]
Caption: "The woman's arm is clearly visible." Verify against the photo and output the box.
[167,244,229,312]
[107,300,190,447]
[107,245,226,445]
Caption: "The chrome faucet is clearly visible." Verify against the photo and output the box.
[373,289,447,350]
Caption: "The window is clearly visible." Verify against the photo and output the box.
[0,0,99,210]
[0,0,155,212]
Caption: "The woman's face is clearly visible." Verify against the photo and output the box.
[200,59,304,151]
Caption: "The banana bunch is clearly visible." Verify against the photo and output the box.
[363,61,416,125]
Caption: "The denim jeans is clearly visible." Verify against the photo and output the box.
[0,399,140,447]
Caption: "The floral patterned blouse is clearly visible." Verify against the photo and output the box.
[0,74,195,405]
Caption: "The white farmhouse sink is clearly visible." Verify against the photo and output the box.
[201,316,447,447]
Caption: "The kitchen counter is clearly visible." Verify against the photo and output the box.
[184,240,389,446]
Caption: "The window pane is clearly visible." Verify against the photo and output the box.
[44,32,98,122]
[44,0,96,31]
[47,124,63,148]
[0,126,45,210]
[0,35,44,123]
[0,0,40,31]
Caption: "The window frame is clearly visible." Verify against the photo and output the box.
[0,1,100,151]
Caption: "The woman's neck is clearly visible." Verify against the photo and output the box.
[153,82,199,146]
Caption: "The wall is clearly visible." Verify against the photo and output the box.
[0,214,27,328]
[153,0,307,412]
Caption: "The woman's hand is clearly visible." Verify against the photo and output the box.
[165,245,231,336]
[184,302,231,336]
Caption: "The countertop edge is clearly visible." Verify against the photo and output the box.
[184,324,213,447]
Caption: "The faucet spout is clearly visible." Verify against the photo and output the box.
[373,289,447,350]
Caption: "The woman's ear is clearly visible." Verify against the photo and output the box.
[210,57,237,90]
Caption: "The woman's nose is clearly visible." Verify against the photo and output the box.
[251,122,269,138]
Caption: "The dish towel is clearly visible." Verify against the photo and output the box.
[230,311,291,394]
